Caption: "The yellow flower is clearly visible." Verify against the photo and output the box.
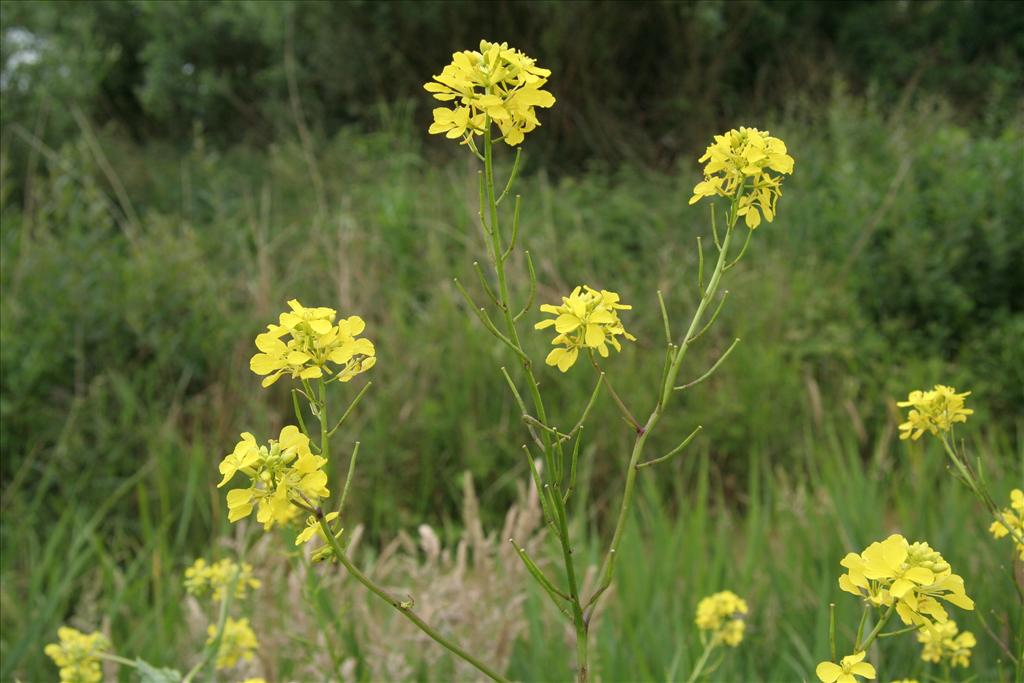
[694,590,748,647]
[689,127,794,228]
[897,385,973,440]
[208,617,258,670]
[535,286,635,372]
[295,511,340,546]
[44,627,109,683]
[424,39,555,147]
[836,535,972,628]
[989,489,1024,560]
[183,558,261,601]
[218,425,330,530]
[815,651,876,683]
[250,299,375,388]
[917,619,975,668]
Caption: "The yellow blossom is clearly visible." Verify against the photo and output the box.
[989,488,1024,559]
[689,127,794,228]
[208,617,258,670]
[837,534,972,628]
[815,651,876,683]
[917,619,975,668]
[535,285,635,372]
[694,590,748,647]
[43,627,109,683]
[424,40,555,147]
[183,558,261,601]
[897,385,973,440]
[218,425,329,530]
[250,299,375,388]
[295,511,340,546]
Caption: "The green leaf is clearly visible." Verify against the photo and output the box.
[135,659,182,683]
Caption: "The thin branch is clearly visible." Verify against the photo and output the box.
[656,290,672,346]
[473,261,501,307]
[686,291,730,343]
[327,381,373,436]
[636,426,703,469]
[513,250,538,322]
[501,195,522,262]
[495,147,522,205]
[674,338,741,391]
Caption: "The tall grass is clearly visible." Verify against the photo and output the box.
[1,92,1021,679]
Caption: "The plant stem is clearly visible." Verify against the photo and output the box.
[482,121,590,681]
[318,517,510,683]
[684,639,718,683]
[589,201,738,614]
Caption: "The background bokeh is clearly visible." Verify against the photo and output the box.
[2,1,1022,681]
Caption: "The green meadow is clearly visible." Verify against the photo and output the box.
[2,2,1022,681]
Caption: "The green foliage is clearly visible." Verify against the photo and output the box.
[3,1,1022,168]
[1,62,1022,682]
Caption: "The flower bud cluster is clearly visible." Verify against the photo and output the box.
[184,557,261,601]
[838,534,973,627]
[250,299,375,388]
[534,285,635,372]
[897,385,973,441]
[694,590,748,647]
[425,40,555,146]
[44,628,110,683]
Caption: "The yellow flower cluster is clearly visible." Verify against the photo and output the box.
[218,425,329,529]
[989,488,1024,559]
[250,299,375,388]
[689,127,794,228]
[815,651,876,683]
[184,558,261,601]
[424,39,555,146]
[838,534,973,627]
[535,286,635,372]
[694,590,748,647]
[916,619,975,668]
[207,617,258,670]
[44,627,109,683]
[897,385,973,441]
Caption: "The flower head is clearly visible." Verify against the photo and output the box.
[296,511,340,546]
[535,286,635,372]
[689,127,794,228]
[917,619,975,668]
[184,557,261,601]
[989,489,1024,559]
[694,590,748,647]
[44,627,110,683]
[207,617,258,670]
[897,385,973,440]
[218,425,329,530]
[424,40,555,147]
[837,534,973,628]
[815,651,876,683]
[250,299,375,388]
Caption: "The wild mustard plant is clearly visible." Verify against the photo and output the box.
[685,591,748,682]
[44,628,109,683]
[429,39,792,682]
[44,555,260,682]
[916,619,976,668]
[819,534,974,682]
[989,488,1024,559]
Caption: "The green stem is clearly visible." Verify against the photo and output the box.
[318,517,510,683]
[482,121,589,682]
[939,435,1024,547]
[589,201,738,614]
[684,639,718,683]
[858,604,896,652]
[97,653,138,668]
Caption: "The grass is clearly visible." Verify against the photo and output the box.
[1,90,1022,680]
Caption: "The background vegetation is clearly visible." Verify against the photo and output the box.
[1,1,1022,681]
